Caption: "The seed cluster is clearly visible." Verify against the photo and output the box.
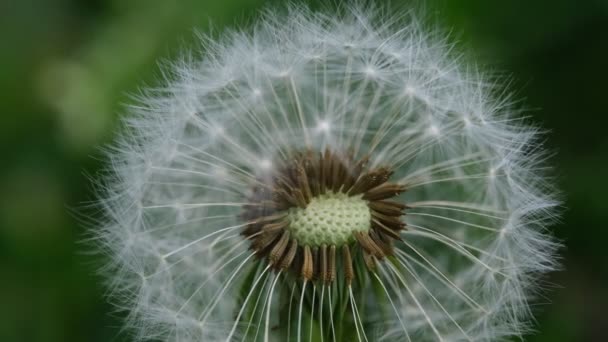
[241,149,407,284]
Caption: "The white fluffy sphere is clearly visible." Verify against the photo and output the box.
[94,3,560,341]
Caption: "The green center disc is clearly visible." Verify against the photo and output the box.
[287,192,371,246]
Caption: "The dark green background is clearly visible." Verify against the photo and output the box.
[1,0,606,341]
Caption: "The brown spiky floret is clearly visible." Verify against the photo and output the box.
[241,149,407,284]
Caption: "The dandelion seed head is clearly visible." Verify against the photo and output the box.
[93,3,560,341]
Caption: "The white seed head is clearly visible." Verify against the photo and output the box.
[94,3,560,342]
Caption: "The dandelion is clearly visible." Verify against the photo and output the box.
[94,3,560,341]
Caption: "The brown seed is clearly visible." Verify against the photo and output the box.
[269,231,290,266]
[370,229,394,257]
[328,245,336,283]
[275,174,295,193]
[371,210,406,230]
[372,219,403,241]
[292,189,308,209]
[304,151,320,196]
[273,189,297,208]
[320,244,328,283]
[323,148,333,190]
[343,246,354,285]
[253,229,281,252]
[343,154,369,192]
[252,212,288,225]
[280,239,298,270]
[302,245,314,280]
[331,154,346,192]
[368,200,407,216]
[362,182,406,201]
[262,220,289,234]
[354,231,385,259]
[297,165,312,203]
[363,250,377,270]
[318,151,326,194]
[348,168,391,195]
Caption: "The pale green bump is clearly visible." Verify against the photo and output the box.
[286,192,371,246]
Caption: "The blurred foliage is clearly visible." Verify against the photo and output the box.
[0,0,607,341]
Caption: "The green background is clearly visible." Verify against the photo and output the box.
[1,0,606,341]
